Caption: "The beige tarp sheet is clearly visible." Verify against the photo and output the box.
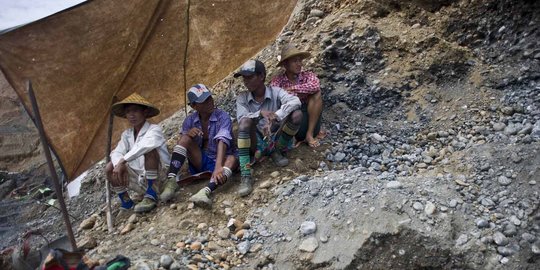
[0,0,297,179]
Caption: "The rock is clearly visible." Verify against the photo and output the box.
[492,122,506,131]
[160,255,174,269]
[300,221,317,235]
[476,219,489,228]
[150,239,160,246]
[320,235,328,243]
[386,181,402,189]
[531,122,540,139]
[79,216,97,230]
[498,176,512,186]
[134,262,152,270]
[250,243,263,253]
[334,152,346,162]
[197,223,208,230]
[235,229,245,239]
[309,9,325,18]
[532,242,540,254]
[501,106,514,115]
[270,171,280,178]
[456,234,468,246]
[190,241,202,250]
[77,236,97,249]
[522,233,535,243]
[448,199,458,208]
[493,232,509,246]
[299,237,319,252]
[237,241,251,254]
[225,208,234,217]
[127,214,138,224]
[413,202,424,211]
[218,228,230,239]
[497,246,516,256]
[370,133,385,142]
[427,132,438,140]
[170,262,182,270]
[424,202,436,216]
[120,223,135,235]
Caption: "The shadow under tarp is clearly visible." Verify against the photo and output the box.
[0,0,297,180]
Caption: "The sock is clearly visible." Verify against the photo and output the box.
[168,145,187,178]
[238,130,251,177]
[118,191,133,209]
[145,170,158,200]
[207,167,232,192]
[276,120,299,152]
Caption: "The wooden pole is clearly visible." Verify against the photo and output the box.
[104,97,117,233]
[27,80,77,251]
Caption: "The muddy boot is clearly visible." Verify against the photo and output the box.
[134,197,156,213]
[189,187,212,208]
[271,150,289,167]
[160,177,179,202]
[238,175,254,197]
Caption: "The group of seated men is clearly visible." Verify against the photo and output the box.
[105,45,324,212]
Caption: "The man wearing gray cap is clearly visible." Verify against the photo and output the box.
[234,59,302,197]
[161,84,238,208]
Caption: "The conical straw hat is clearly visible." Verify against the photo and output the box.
[111,92,160,118]
[277,44,311,66]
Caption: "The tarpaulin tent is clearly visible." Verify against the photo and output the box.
[0,0,297,180]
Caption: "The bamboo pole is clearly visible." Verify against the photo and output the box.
[27,80,77,251]
[104,97,117,233]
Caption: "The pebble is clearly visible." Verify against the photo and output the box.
[190,241,202,250]
[150,239,160,246]
[237,241,251,255]
[160,255,173,269]
[309,9,325,18]
[497,246,516,256]
[300,221,317,235]
[448,199,458,208]
[170,262,182,270]
[493,232,509,246]
[413,202,424,211]
[497,176,512,186]
[456,234,468,246]
[386,181,402,189]
[320,235,328,243]
[270,171,280,178]
[299,237,319,252]
[492,122,506,131]
[218,228,230,239]
[424,202,436,216]
[476,219,489,228]
[521,233,536,243]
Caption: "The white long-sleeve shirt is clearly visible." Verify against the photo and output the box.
[236,85,301,133]
[110,121,170,171]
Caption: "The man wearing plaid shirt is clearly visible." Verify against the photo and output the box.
[271,44,323,147]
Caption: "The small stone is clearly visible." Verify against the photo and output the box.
[334,152,346,162]
[197,223,208,230]
[176,241,185,248]
[249,243,263,253]
[237,241,251,254]
[170,262,182,270]
[270,171,280,178]
[190,241,202,250]
[509,215,521,226]
[309,9,325,18]
[120,223,135,235]
[427,132,438,140]
[150,239,160,246]
[413,202,424,211]
[492,122,506,131]
[498,176,512,186]
[79,216,97,230]
[225,208,234,217]
[160,255,174,269]
[127,214,138,224]
[456,234,468,246]
[532,242,540,254]
[320,235,328,243]
[493,232,509,246]
[501,106,514,115]
[77,236,97,249]
[522,233,535,243]
[300,221,317,235]
[424,202,436,216]
[235,229,245,239]
[217,228,230,239]
[497,246,516,256]
[386,181,402,189]
[448,199,458,208]
[299,237,319,252]
[476,219,489,228]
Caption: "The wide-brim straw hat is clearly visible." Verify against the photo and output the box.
[111,92,160,118]
[277,44,311,67]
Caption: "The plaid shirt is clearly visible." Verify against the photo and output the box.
[270,71,320,103]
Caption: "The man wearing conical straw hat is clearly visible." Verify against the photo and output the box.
[105,93,170,213]
[271,44,324,148]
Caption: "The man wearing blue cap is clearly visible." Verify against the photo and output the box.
[234,59,302,197]
[160,84,238,208]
